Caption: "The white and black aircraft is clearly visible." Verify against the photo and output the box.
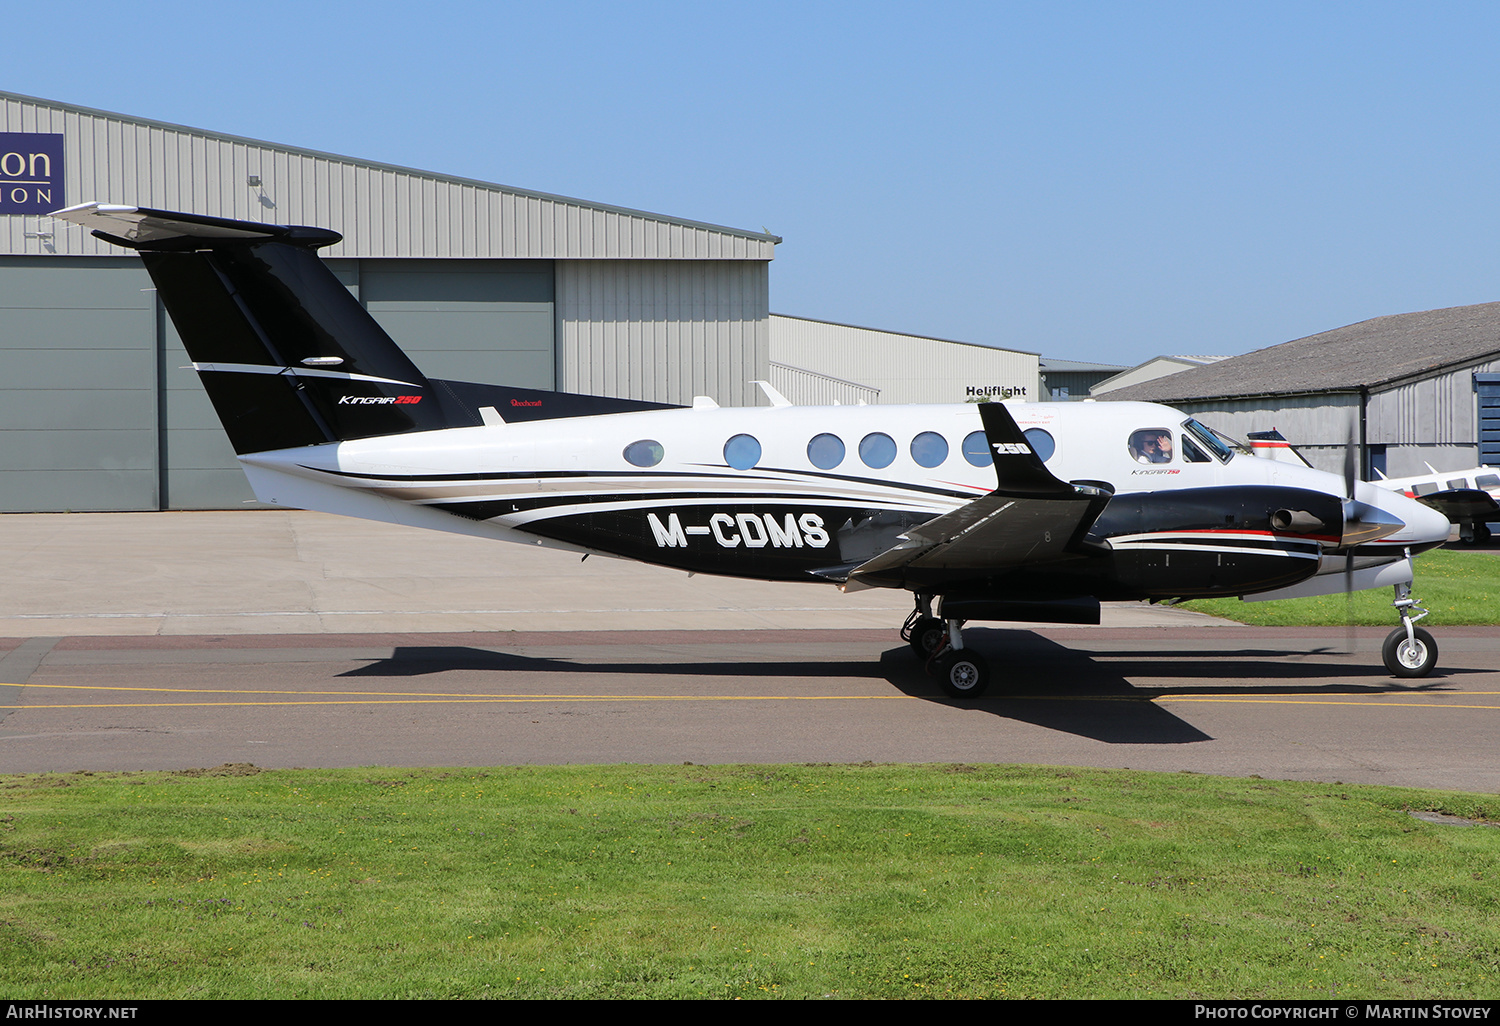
[54,203,1455,695]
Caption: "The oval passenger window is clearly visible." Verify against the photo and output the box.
[623,440,664,468]
[807,433,845,470]
[859,432,897,469]
[724,434,762,470]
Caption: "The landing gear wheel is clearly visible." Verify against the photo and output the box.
[908,616,946,659]
[1383,626,1437,678]
[935,649,989,699]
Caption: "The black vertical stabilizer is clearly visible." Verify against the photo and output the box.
[58,204,472,454]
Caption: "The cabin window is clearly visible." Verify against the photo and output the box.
[1129,428,1175,464]
[961,430,991,467]
[1447,479,1468,491]
[910,431,949,468]
[807,433,845,470]
[1412,482,1439,496]
[724,434,762,470]
[1477,474,1500,490]
[859,432,897,469]
[623,439,664,468]
[1023,428,1055,463]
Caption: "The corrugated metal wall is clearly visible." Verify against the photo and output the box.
[767,362,881,406]
[557,260,768,407]
[1164,367,1500,478]
[1366,358,1500,448]
[769,315,1038,405]
[0,258,157,511]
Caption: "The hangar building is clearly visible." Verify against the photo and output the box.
[769,314,1039,406]
[1099,301,1500,479]
[0,90,778,512]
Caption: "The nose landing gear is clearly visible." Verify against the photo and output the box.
[1383,580,1437,678]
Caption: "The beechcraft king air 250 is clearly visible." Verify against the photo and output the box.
[54,202,1456,696]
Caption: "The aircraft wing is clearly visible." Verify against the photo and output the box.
[1412,488,1500,523]
[847,402,1112,590]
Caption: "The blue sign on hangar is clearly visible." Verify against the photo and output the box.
[0,133,63,214]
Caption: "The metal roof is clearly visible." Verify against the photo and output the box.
[0,90,779,260]
[1102,300,1500,402]
[1038,357,1128,372]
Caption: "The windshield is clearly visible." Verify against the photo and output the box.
[1181,418,1241,463]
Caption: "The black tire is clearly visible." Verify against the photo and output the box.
[936,649,989,699]
[1383,626,1438,678]
[908,616,946,659]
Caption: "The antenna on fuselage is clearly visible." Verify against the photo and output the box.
[751,380,792,407]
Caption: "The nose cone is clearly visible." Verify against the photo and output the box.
[1404,494,1457,549]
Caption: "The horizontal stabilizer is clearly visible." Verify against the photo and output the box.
[53,202,341,250]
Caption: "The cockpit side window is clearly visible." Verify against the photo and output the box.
[1129,428,1175,464]
[1181,419,1236,463]
[1182,435,1212,463]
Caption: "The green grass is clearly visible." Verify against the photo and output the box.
[1,763,1497,999]
[1183,547,1500,626]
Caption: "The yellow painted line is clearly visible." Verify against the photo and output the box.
[2,683,1497,711]
[0,682,898,704]
[1158,696,1500,710]
[0,696,905,709]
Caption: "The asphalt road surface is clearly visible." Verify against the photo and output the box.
[2,625,1496,792]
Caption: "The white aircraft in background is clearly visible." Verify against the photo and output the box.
[54,203,1455,694]
[1375,468,1499,545]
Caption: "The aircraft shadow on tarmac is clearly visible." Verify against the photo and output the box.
[337,628,1461,746]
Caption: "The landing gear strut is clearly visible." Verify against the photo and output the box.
[901,595,946,659]
[1460,521,1492,545]
[1383,578,1437,678]
[903,596,990,699]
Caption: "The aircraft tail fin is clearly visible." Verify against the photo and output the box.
[55,203,680,454]
[1246,428,1314,468]
[55,203,463,454]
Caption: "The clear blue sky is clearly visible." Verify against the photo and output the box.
[12,1,1500,366]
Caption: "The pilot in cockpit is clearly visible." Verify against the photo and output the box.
[1129,428,1174,464]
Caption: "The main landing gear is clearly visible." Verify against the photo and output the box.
[903,596,991,699]
[1383,579,1437,678]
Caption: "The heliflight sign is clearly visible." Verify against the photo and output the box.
[0,133,63,214]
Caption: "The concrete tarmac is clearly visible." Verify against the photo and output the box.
[4,510,1496,792]
[1,510,1234,636]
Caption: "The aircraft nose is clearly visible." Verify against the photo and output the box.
[1404,494,1455,546]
